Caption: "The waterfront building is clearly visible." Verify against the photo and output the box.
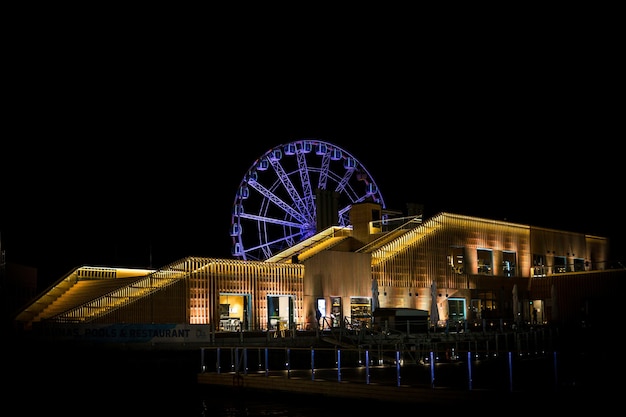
[14,202,621,344]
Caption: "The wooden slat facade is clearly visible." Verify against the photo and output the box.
[15,209,621,333]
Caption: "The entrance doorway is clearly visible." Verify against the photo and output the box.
[267,295,294,331]
[219,294,250,331]
[448,298,466,322]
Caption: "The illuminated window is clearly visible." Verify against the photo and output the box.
[448,247,465,274]
[533,254,546,277]
[502,251,516,277]
[477,249,493,275]
[350,297,371,329]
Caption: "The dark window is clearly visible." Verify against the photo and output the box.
[448,298,466,322]
[554,256,566,273]
[574,258,585,272]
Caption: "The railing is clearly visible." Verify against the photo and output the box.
[198,329,574,393]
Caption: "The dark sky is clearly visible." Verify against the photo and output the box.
[2,35,624,289]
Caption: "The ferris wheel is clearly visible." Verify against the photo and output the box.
[230,139,386,261]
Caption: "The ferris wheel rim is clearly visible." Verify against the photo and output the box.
[230,139,385,261]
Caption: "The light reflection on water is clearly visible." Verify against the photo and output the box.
[196,353,612,416]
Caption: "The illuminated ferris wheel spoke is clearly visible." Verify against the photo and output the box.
[268,159,310,223]
[238,212,302,228]
[317,152,331,190]
[247,180,308,225]
[243,231,301,258]
[264,232,302,250]
[335,169,354,195]
[231,139,385,261]
[296,151,316,217]
[327,169,361,203]
[338,205,352,225]
[256,226,301,259]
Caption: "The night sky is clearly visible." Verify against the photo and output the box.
[3,43,624,290]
